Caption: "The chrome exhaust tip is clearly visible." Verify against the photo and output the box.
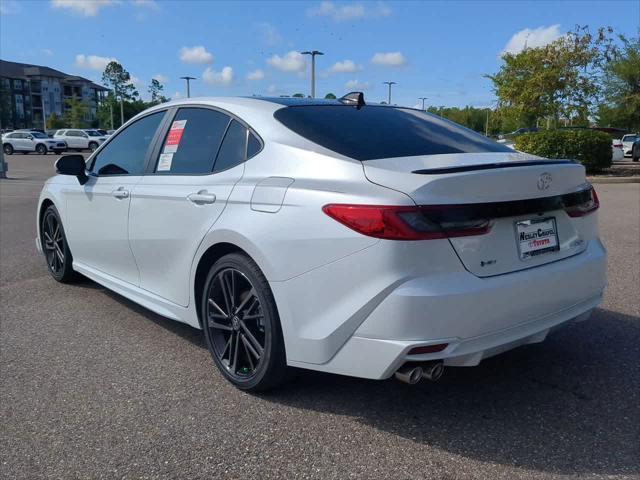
[394,365,424,384]
[422,361,444,382]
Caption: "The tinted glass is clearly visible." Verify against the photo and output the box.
[274,105,512,161]
[214,120,247,172]
[155,108,230,174]
[90,111,164,176]
[247,132,262,159]
[86,130,101,137]
[32,132,48,138]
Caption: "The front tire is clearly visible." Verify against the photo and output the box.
[3,143,13,155]
[40,205,78,283]
[201,253,288,392]
[88,142,98,152]
[36,144,47,155]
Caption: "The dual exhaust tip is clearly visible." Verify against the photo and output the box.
[394,361,444,385]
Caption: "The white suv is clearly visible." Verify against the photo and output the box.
[621,134,637,157]
[53,129,106,152]
[2,131,67,155]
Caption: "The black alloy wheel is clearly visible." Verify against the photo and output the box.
[41,205,77,282]
[202,253,288,391]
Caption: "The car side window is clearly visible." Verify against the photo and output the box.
[90,111,165,176]
[214,120,247,172]
[247,132,262,159]
[154,107,230,174]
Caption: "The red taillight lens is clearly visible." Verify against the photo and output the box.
[565,187,599,217]
[322,204,491,240]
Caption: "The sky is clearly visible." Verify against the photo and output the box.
[1,0,638,109]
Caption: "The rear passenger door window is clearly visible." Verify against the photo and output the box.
[154,108,231,174]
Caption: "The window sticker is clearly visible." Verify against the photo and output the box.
[164,119,187,153]
[157,153,173,171]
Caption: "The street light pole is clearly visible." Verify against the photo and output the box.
[119,96,124,127]
[418,96,428,111]
[301,50,324,98]
[383,81,397,105]
[180,76,196,98]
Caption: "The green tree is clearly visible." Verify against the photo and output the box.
[46,112,65,129]
[148,78,168,105]
[102,61,139,101]
[63,97,88,128]
[598,35,640,130]
[324,93,337,99]
[487,26,616,128]
[292,93,305,98]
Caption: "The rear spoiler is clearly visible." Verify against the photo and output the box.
[412,160,577,175]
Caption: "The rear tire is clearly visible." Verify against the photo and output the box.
[201,253,288,392]
[40,205,78,283]
[3,143,13,155]
[88,142,98,152]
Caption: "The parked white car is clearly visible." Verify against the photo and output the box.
[2,130,67,155]
[36,96,606,391]
[621,134,637,157]
[612,139,624,162]
[53,129,106,152]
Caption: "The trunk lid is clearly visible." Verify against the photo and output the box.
[363,152,591,277]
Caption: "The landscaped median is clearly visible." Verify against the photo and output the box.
[514,129,640,183]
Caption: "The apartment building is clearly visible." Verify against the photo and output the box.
[0,59,109,130]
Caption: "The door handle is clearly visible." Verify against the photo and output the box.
[188,190,216,205]
[112,187,129,199]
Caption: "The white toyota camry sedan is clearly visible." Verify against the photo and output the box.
[36,95,607,391]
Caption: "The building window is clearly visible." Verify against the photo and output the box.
[15,95,24,118]
[1,78,10,89]
[13,79,22,90]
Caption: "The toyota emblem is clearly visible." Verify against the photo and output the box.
[537,172,552,190]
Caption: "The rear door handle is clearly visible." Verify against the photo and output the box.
[112,187,129,199]
[187,190,216,205]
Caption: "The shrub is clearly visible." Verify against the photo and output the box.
[514,129,612,173]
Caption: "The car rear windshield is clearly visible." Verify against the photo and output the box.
[273,105,512,161]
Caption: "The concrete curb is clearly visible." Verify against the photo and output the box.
[587,177,640,184]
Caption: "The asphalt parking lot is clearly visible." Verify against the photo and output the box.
[1,154,638,480]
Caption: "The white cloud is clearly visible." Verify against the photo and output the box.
[0,0,22,14]
[267,85,278,94]
[501,25,562,56]
[345,79,370,90]
[179,46,213,64]
[308,1,391,21]
[152,74,168,83]
[266,51,306,73]
[328,60,361,74]
[172,91,183,99]
[203,66,234,86]
[246,69,265,81]
[74,54,117,71]
[51,0,119,17]
[132,0,158,8]
[257,22,282,46]
[42,49,54,56]
[371,51,406,67]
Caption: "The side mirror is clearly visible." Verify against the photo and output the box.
[27,135,34,140]
[56,154,88,185]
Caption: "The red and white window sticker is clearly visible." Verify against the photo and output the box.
[163,119,187,154]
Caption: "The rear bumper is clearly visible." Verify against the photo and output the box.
[287,239,606,379]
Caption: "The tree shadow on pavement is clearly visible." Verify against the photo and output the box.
[263,308,640,477]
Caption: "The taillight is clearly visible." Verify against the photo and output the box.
[565,187,599,217]
[322,204,491,240]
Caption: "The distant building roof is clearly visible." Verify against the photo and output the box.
[0,59,109,91]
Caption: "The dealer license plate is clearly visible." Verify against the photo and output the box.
[515,217,559,260]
